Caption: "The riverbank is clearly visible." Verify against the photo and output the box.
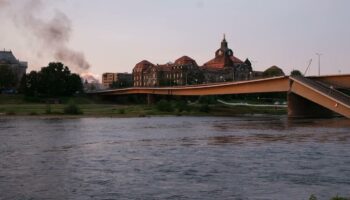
[0,94,287,117]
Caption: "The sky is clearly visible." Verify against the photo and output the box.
[1,0,349,80]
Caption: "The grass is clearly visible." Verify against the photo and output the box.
[0,94,287,117]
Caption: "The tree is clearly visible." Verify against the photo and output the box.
[0,64,17,90]
[20,62,83,97]
[19,71,40,96]
[290,69,303,76]
[263,66,285,77]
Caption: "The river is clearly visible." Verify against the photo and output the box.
[0,116,350,200]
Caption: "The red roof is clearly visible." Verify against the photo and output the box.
[203,57,226,69]
[203,55,244,69]
[230,55,243,64]
[134,60,154,71]
[174,55,197,65]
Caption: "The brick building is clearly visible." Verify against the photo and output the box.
[132,36,254,87]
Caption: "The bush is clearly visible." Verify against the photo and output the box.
[198,96,217,104]
[199,103,210,113]
[45,104,52,114]
[156,99,174,112]
[290,69,303,76]
[5,110,16,115]
[63,101,83,115]
[118,108,126,114]
[175,100,189,112]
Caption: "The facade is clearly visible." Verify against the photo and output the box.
[133,56,203,87]
[0,50,28,84]
[132,36,254,87]
[102,72,132,88]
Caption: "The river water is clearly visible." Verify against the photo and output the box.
[0,116,350,200]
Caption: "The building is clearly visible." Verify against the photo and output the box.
[202,35,253,82]
[132,36,254,87]
[102,72,132,88]
[0,50,27,85]
[133,56,203,87]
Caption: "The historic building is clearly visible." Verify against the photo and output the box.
[0,50,27,84]
[102,72,132,88]
[202,35,253,82]
[132,36,254,87]
[133,56,202,87]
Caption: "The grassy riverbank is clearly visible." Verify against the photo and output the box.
[0,94,287,117]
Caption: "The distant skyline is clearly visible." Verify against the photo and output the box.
[1,0,349,79]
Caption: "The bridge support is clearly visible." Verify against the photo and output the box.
[147,94,156,105]
[287,92,335,118]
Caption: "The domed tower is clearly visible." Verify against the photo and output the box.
[215,34,234,58]
[204,34,235,68]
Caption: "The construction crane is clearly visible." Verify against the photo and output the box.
[303,59,313,76]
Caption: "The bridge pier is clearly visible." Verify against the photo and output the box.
[287,92,335,118]
[147,94,156,105]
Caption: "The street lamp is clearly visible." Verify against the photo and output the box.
[316,53,322,76]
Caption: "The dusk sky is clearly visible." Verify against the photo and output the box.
[1,0,349,79]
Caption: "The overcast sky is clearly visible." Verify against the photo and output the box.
[1,0,349,78]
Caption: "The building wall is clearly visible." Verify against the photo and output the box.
[102,72,132,88]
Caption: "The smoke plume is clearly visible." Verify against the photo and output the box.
[2,0,90,72]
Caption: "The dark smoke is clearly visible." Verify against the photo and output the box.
[3,0,90,72]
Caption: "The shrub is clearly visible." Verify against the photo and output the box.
[175,100,189,112]
[290,69,303,76]
[45,104,52,114]
[29,111,38,116]
[199,103,210,113]
[63,101,83,115]
[156,99,174,112]
[118,108,126,114]
[198,95,217,104]
[5,110,16,115]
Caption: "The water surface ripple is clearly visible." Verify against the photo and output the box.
[0,116,350,200]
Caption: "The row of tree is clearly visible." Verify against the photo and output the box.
[20,62,83,97]
[0,62,83,97]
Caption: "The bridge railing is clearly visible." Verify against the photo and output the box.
[291,75,350,106]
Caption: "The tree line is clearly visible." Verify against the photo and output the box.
[0,62,83,97]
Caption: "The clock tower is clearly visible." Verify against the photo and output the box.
[215,34,234,58]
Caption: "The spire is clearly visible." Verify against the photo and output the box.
[221,33,228,49]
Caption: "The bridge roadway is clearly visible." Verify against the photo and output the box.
[93,74,350,96]
[91,74,350,118]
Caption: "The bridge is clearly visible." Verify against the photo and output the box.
[91,74,350,118]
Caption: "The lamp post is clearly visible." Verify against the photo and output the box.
[316,53,322,76]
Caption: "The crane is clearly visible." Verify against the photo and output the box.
[303,59,313,76]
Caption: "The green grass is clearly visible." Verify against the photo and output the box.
[0,94,287,117]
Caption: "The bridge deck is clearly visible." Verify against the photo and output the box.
[290,76,350,118]
[95,76,290,96]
